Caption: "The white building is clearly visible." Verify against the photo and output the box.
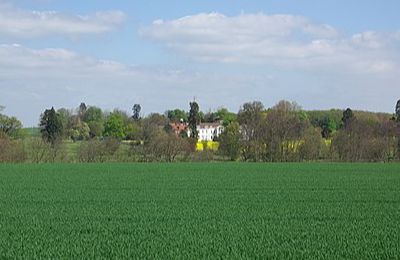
[190,122,224,141]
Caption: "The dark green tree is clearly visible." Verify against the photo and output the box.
[342,108,354,129]
[166,109,188,122]
[203,111,218,123]
[396,99,400,122]
[132,104,141,121]
[320,116,336,138]
[39,107,63,145]
[188,101,199,139]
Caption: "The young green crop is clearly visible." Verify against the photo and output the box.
[0,163,399,258]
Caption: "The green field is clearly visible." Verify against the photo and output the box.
[1,163,399,258]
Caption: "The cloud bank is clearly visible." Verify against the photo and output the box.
[0,11,399,126]
[0,44,255,126]
[141,13,400,74]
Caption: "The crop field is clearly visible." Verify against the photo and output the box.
[0,163,400,258]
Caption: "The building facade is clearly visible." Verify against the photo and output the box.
[185,122,224,141]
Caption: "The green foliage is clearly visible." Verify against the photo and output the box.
[57,108,72,136]
[69,120,90,141]
[0,114,23,139]
[124,122,140,140]
[81,106,104,138]
[307,110,342,137]
[103,112,126,140]
[1,163,400,258]
[39,107,63,145]
[219,122,241,160]
[215,108,237,126]
[88,121,104,138]
[83,106,103,123]
[166,108,188,122]
[396,99,400,122]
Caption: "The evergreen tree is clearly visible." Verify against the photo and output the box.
[396,99,400,122]
[40,107,63,145]
[188,101,199,139]
[132,104,141,121]
[342,108,354,129]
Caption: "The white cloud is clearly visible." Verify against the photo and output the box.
[0,1,126,38]
[0,44,250,126]
[141,13,400,74]
[0,43,398,127]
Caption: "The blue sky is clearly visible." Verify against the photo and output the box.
[1,0,400,126]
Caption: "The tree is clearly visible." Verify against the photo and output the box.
[140,113,167,144]
[299,127,324,161]
[78,138,120,163]
[264,100,307,162]
[153,132,188,162]
[307,109,342,138]
[87,121,104,138]
[219,122,241,161]
[238,101,264,141]
[83,106,104,138]
[57,108,73,138]
[203,111,218,123]
[166,109,187,122]
[39,107,63,145]
[215,108,237,126]
[320,117,337,139]
[0,114,23,139]
[103,112,126,140]
[70,120,90,141]
[237,101,265,161]
[342,108,354,129]
[124,122,140,140]
[0,137,25,163]
[188,101,200,139]
[83,106,103,123]
[132,104,141,121]
[78,102,87,120]
[396,99,400,159]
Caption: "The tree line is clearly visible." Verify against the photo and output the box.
[1,100,400,163]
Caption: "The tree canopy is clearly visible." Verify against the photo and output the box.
[39,107,63,145]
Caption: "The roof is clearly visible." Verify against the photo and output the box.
[197,122,223,129]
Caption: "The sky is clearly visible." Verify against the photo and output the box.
[0,0,399,126]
